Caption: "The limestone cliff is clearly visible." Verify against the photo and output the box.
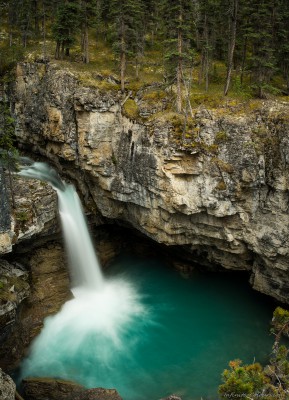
[0,171,58,254]
[9,62,289,304]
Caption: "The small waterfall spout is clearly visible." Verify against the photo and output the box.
[18,160,66,192]
[19,161,103,289]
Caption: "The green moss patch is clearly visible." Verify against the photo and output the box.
[122,99,139,120]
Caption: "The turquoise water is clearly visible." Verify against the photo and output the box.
[20,255,275,400]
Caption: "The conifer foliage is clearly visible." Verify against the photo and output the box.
[1,0,289,100]
[108,0,145,92]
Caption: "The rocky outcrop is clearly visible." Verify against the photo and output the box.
[0,368,16,400]
[22,378,122,400]
[11,62,289,304]
[0,171,58,254]
[160,396,182,400]
[0,259,29,344]
[0,242,70,371]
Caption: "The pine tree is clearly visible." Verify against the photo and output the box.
[224,0,239,95]
[109,0,145,92]
[80,0,99,63]
[143,0,162,45]
[275,0,289,93]
[244,0,277,97]
[162,0,194,112]
[52,0,81,59]
[17,0,32,47]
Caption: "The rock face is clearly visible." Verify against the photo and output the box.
[10,62,289,304]
[0,242,71,371]
[0,259,30,344]
[0,170,59,254]
[0,368,16,400]
[22,378,122,400]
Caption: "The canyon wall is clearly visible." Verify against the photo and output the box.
[4,61,289,305]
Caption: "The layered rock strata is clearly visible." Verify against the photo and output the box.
[9,61,289,304]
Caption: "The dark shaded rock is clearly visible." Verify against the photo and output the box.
[22,378,122,400]
[0,168,11,233]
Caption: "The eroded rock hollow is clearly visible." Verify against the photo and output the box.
[1,62,289,339]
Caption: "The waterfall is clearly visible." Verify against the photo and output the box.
[19,161,104,290]
[19,161,147,387]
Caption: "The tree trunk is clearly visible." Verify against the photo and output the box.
[199,14,209,90]
[205,49,209,92]
[135,56,140,79]
[83,23,89,63]
[240,35,247,85]
[182,66,194,143]
[120,19,126,93]
[61,42,65,59]
[176,9,183,113]
[55,40,60,59]
[33,0,40,36]
[22,32,27,48]
[198,50,205,85]
[204,14,210,92]
[224,0,239,96]
[285,66,289,92]
[42,0,46,60]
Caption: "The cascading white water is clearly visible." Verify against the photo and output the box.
[19,162,103,289]
[19,161,104,289]
[18,161,148,387]
[57,185,104,290]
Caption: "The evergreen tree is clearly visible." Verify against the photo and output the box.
[80,0,99,63]
[219,308,289,399]
[162,0,194,112]
[195,0,222,92]
[243,0,277,97]
[18,0,33,47]
[275,0,289,93]
[224,0,239,95]
[143,0,162,45]
[52,0,81,59]
[109,0,145,92]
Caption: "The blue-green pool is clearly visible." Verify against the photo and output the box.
[20,255,275,400]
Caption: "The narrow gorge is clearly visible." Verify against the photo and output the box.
[1,61,289,399]
[8,62,289,300]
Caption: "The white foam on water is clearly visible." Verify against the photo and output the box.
[18,161,147,385]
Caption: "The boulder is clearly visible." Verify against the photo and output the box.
[0,368,16,400]
[22,378,122,400]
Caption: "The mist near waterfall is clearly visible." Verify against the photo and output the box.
[19,161,151,392]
